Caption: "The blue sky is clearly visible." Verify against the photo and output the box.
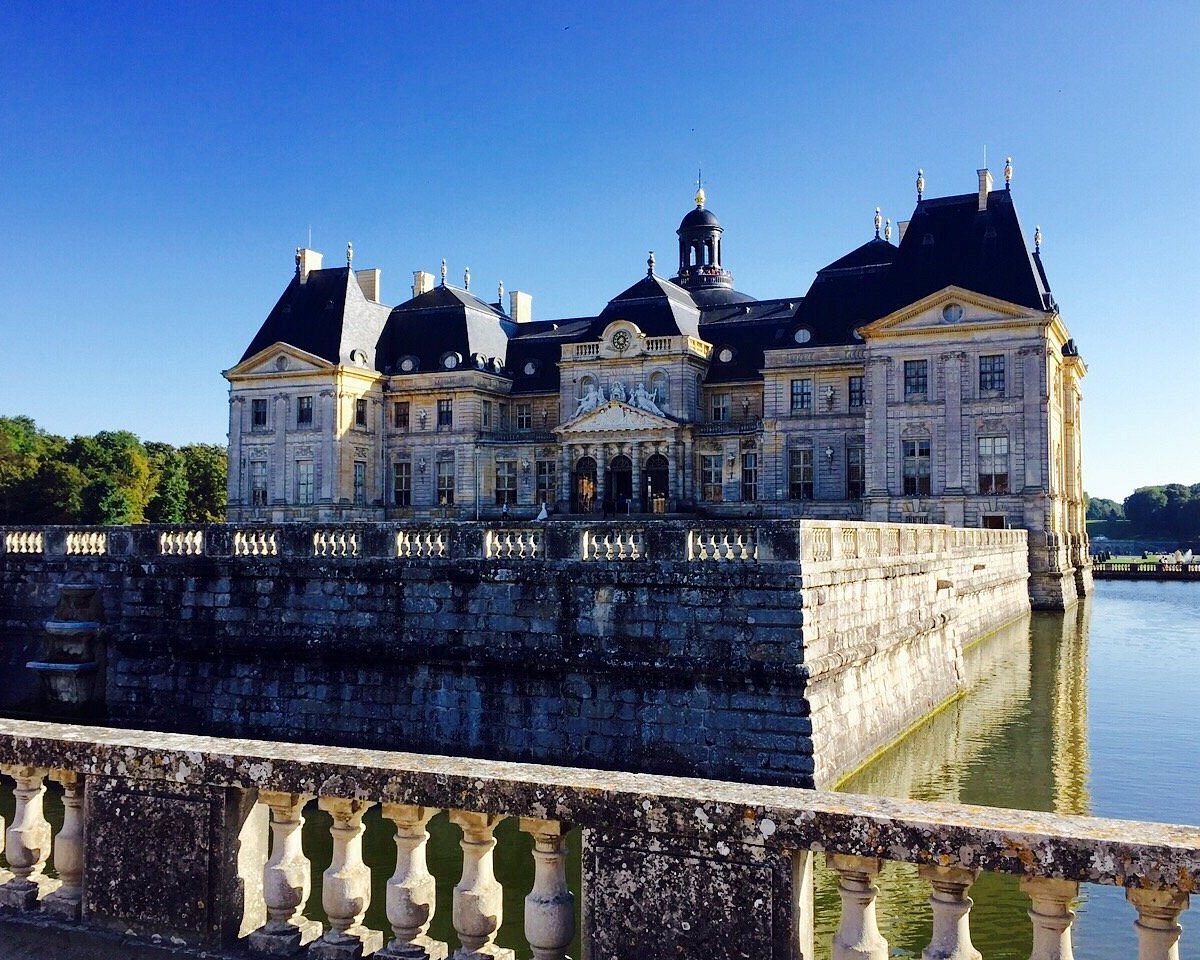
[0,0,1195,501]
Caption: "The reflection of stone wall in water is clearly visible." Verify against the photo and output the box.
[821,607,1093,960]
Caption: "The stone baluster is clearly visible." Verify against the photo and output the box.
[520,818,574,960]
[827,854,888,960]
[448,810,514,960]
[1127,887,1190,960]
[1020,877,1078,960]
[310,797,383,958]
[41,771,84,920]
[0,765,59,910]
[917,865,981,960]
[379,804,447,959]
[248,791,322,954]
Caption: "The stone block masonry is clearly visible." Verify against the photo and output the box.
[0,520,1029,788]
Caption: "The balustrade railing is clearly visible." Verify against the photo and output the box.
[0,721,1195,959]
[485,528,543,559]
[0,519,1027,568]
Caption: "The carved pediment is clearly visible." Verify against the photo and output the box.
[557,400,677,435]
[860,287,1040,340]
[224,342,334,378]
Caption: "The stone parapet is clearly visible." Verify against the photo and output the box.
[0,720,1195,959]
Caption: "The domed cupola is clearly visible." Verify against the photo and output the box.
[672,185,734,294]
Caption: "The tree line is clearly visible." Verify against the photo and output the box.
[1087,484,1200,539]
[0,416,226,524]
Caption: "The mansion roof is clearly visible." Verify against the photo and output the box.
[240,177,1054,393]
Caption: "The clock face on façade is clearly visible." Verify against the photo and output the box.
[611,330,631,352]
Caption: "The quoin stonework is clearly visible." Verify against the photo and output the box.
[224,165,1089,607]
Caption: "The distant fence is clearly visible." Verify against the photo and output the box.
[1092,561,1200,581]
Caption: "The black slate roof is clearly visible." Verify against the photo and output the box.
[240,267,391,366]
[592,274,702,339]
[881,190,1051,313]
[379,285,516,375]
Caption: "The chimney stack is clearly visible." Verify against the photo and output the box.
[412,270,435,297]
[355,269,381,303]
[977,168,993,211]
[509,290,532,323]
[297,248,323,284]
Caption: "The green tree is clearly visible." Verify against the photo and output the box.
[1085,495,1124,522]
[145,442,188,523]
[67,431,154,523]
[180,443,228,521]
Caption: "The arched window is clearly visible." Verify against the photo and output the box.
[649,371,668,409]
[578,375,596,399]
[573,456,597,513]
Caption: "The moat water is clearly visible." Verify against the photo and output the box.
[1,581,1196,957]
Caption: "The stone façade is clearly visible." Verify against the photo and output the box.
[0,520,1030,789]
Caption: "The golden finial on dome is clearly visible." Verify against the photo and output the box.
[695,168,705,208]
[884,219,892,243]
[874,207,882,238]
[916,168,925,201]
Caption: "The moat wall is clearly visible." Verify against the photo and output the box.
[0,520,1029,788]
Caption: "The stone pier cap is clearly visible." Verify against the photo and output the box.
[2,718,1196,892]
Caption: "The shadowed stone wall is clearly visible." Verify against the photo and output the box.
[0,521,1029,788]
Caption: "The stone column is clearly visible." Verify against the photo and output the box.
[917,864,981,960]
[595,444,607,508]
[0,765,59,910]
[1127,887,1189,960]
[1020,877,1078,960]
[320,389,337,505]
[272,393,289,505]
[228,396,245,510]
[865,357,890,496]
[249,791,322,954]
[631,441,642,510]
[559,444,572,511]
[680,436,693,503]
[311,797,383,958]
[1021,346,1045,491]
[942,352,964,494]
[379,804,447,960]
[448,810,514,960]
[519,819,573,960]
[827,854,888,960]
[41,770,84,920]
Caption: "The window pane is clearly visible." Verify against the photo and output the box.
[393,461,411,507]
[295,460,314,505]
[436,459,455,505]
[790,379,812,412]
[904,360,928,398]
[701,454,723,501]
[353,461,366,505]
[848,376,864,408]
[394,401,410,429]
[495,460,517,505]
[437,398,453,428]
[297,396,313,426]
[789,448,813,499]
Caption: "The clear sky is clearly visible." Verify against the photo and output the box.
[0,0,1195,501]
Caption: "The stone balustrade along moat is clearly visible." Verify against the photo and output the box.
[0,720,1195,959]
[0,520,1031,789]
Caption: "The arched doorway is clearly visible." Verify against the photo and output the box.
[644,453,669,511]
[608,454,633,510]
[573,457,597,513]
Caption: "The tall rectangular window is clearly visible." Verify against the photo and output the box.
[353,461,366,505]
[848,375,864,408]
[481,400,492,430]
[393,401,410,430]
[741,453,758,501]
[251,398,268,430]
[250,461,268,506]
[700,454,723,501]
[979,354,1006,393]
[790,379,813,413]
[904,360,928,399]
[295,460,314,504]
[536,460,556,505]
[437,398,453,429]
[978,436,1010,494]
[902,439,931,495]
[789,448,813,499]
[354,398,367,427]
[393,461,411,507]
[296,395,313,427]
[436,458,455,505]
[495,460,517,506]
[516,403,532,430]
[711,393,730,422]
[847,447,865,499]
